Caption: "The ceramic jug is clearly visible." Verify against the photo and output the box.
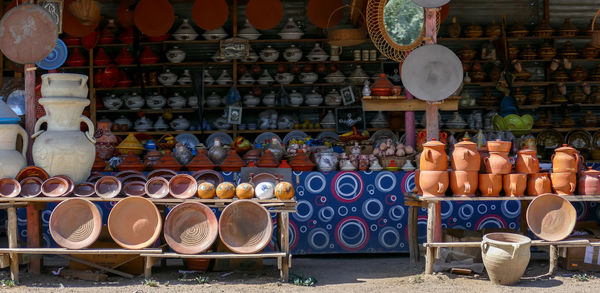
[0,124,28,178]
[527,173,552,196]
[315,151,338,172]
[451,138,480,171]
[484,151,512,174]
[208,138,227,165]
[419,139,448,171]
[578,167,600,195]
[479,173,502,196]
[419,170,449,197]
[515,148,540,174]
[32,98,96,184]
[481,233,531,285]
[41,73,89,98]
[551,172,576,195]
[450,171,477,197]
[503,174,527,196]
[552,144,580,173]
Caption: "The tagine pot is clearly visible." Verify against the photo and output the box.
[527,173,552,196]
[578,167,600,195]
[479,173,502,196]
[515,148,539,174]
[551,172,577,195]
[451,138,480,171]
[419,139,448,171]
[450,171,478,197]
[503,174,527,196]
[219,150,246,172]
[186,149,216,171]
[552,144,580,173]
[481,233,531,285]
[418,170,448,197]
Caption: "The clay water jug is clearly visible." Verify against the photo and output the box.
[515,147,539,174]
[552,144,580,173]
[418,170,448,197]
[450,171,478,197]
[208,138,227,165]
[41,73,89,98]
[481,233,531,285]
[551,172,576,195]
[484,151,512,174]
[503,174,527,197]
[527,173,552,196]
[451,138,480,171]
[578,167,600,195]
[479,173,502,196]
[32,97,95,184]
[0,101,28,178]
[95,121,117,160]
[420,139,447,171]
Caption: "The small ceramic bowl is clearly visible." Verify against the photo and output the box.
[73,182,95,197]
[147,169,177,180]
[19,177,42,198]
[55,175,74,197]
[145,177,170,199]
[41,177,69,197]
[123,181,146,197]
[95,176,122,198]
[169,174,198,199]
[0,178,21,198]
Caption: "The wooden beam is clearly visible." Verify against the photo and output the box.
[423,239,592,248]
[362,98,458,112]
[139,252,286,259]
[0,248,163,254]
[59,255,134,279]
[7,207,18,283]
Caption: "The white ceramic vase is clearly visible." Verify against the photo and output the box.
[0,124,28,178]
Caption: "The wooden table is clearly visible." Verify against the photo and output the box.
[406,194,600,275]
[0,197,297,282]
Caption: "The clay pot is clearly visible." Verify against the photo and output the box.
[274,181,294,200]
[219,150,246,171]
[515,148,540,174]
[236,182,255,199]
[479,173,502,197]
[218,200,273,254]
[503,174,527,197]
[95,176,122,198]
[484,152,512,174]
[487,140,511,152]
[0,178,20,198]
[289,150,315,171]
[419,140,447,171]
[551,172,576,195]
[527,173,552,196]
[186,149,216,171]
[123,180,146,197]
[41,177,69,197]
[216,182,235,199]
[154,150,183,171]
[19,177,42,198]
[526,193,576,241]
[164,202,218,254]
[450,171,478,197]
[256,150,279,168]
[118,151,145,172]
[145,177,169,199]
[578,167,600,195]
[552,144,580,173]
[73,182,95,197]
[418,170,448,197]
[481,233,531,285]
[451,139,480,171]
[371,73,394,96]
[108,197,162,249]
[197,182,216,199]
[169,174,197,199]
[49,198,102,249]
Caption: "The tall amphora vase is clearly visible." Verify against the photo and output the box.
[32,97,96,184]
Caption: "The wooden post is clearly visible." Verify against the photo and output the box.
[548,244,558,275]
[7,206,18,283]
[144,256,153,279]
[408,205,419,263]
[278,212,290,281]
[425,202,437,274]
[26,203,44,274]
[520,200,529,234]
[404,89,416,148]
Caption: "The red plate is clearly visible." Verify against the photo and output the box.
[192,0,229,31]
[307,0,344,29]
[246,0,283,30]
[134,0,174,37]
[118,0,136,28]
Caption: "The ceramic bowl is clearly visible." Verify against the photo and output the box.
[16,166,49,182]
[218,200,273,254]
[19,177,42,198]
[107,197,162,249]
[169,174,198,199]
[145,177,170,199]
[164,202,218,254]
[0,178,20,198]
[123,180,146,197]
[147,169,177,181]
[73,182,95,197]
[49,198,102,249]
[55,175,74,196]
[41,177,69,197]
[95,176,122,198]
[526,193,576,241]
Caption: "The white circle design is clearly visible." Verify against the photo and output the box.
[292,200,314,222]
[388,205,405,221]
[378,227,401,249]
[318,206,335,223]
[304,173,327,194]
[375,171,397,193]
[308,228,330,250]
[362,198,385,220]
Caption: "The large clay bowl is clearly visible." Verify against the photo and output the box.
[19,177,42,198]
[219,200,273,254]
[108,197,162,249]
[123,180,146,197]
[169,174,198,199]
[16,166,48,182]
[0,178,20,198]
[147,169,177,180]
[164,202,218,254]
[145,177,169,199]
[41,177,69,197]
[49,198,101,249]
[95,176,122,198]
[73,182,95,197]
[192,170,224,185]
[526,194,576,241]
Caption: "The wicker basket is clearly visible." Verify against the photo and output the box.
[328,27,368,47]
[157,134,176,150]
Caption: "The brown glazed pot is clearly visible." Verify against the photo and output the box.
[49,198,102,249]
[108,196,162,249]
[41,177,69,197]
[552,144,580,173]
[419,140,448,171]
[218,200,273,254]
[0,178,20,198]
[197,182,216,199]
[19,177,43,198]
[169,174,198,199]
[503,174,527,197]
[526,193,576,241]
[479,173,502,197]
[484,152,512,174]
[451,139,480,171]
[164,202,218,254]
[418,170,448,197]
[578,167,600,195]
[95,176,122,198]
[551,172,577,195]
[123,180,146,197]
[527,173,552,196]
[216,182,235,199]
[145,177,170,199]
[236,183,255,199]
[450,171,478,197]
[515,148,540,174]
[73,182,95,197]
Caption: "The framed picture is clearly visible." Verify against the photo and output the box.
[38,0,63,34]
[335,106,365,133]
[227,106,242,125]
[220,37,250,60]
[340,86,355,105]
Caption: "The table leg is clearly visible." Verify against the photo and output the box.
[408,205,419,263]
[425,202,437,274]
[277,212,290,282]
[520,200,529,234]
[548,245,558,275]
[144,256,153,279]
[7,206,18,283]
[27,203,45,274]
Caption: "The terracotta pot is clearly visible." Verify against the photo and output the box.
[16,166,49,182]
[41,177,69,197]
[19,177,42,198]
[169,174,197,199]
[552,144,580,173]
[95,176,122,198]
[479,173,502,197]
[0,178,20,198]
[107,197,162,249]
[450,171,478,197]
[578,167,600,195]
[487,140,511,152]
[481,233,531,285]
[503,174,527,197]
[197,182,216,199]
[527,173,552,196]
[516,148,540,174]
[49,198,102,249]
[551,172,576,195]
[73,182,95,197]
[123,180,146,197]
[164,202,218,254]
[418,170,448,197]
[371,73,393,96]
[526,193,576,241]
[216,182,235,199]
[186,149,216,171]
[451,139,480,171]
[414,170,422,195]
[145,177,169,199]
[484,152,512,174]
[219,150,246,171]
[419,140,447,171]
[218,200,273,254]
[478,147,489,173]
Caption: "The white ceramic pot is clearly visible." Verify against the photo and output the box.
[32,98,95,184]
[170,116,190,131]
[305,90,323,106]
[288,90,303,106]
[102,94,123,110]
[206,92,222,107]
[259,46,280,62]
[283,45,302,62]
[255,182,275,199]
[0,124,28,178]
[178,69,192,85]
[168,93,186,109]
[324,89,342,106]
[173,19,199,41]
[146,92,166,110]
[158,69,177,85]
[166,46,186,63]
[41,73,88,98]
[262,91,276,106]
[243,94,261,107]
[125,93,144,110]
[188,95,198,108]
[135,117,153,131]
[481,233,531,285]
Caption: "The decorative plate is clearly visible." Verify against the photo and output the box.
[206,132,233,148]
[369,129,398,145]
[36,39,68,70]
[254,132,281,145]
[192,170,224,185]
[175,133,201,149]
[283,131,309,146]
[536,129,564,149]
[566,130,592,150]
[592,132,600,149]
[315,131,339,143]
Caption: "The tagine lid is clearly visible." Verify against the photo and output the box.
[454,137,476,147]
[119,151,144,171]
[117,133,144,150]
[289,150,315,168]
[154,150,183,170]
[219,150,245,169]
[257,149,279,167]
[555,144,577,152]
[422,139,445,147]
[0,100,20,124]
[517,146,537,154]
[583,166,600,176]
[187,149,216,169]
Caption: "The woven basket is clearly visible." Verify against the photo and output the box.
[593,9,600,48]
[328,27,368,47]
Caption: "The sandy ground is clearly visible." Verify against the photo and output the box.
[1,254,600,292]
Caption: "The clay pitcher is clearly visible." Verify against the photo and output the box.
[451,138,480,171]
[481,232,531,285]
[550,172,576,195]
[484,151,512,174]
[0,124,28,178]
[419,139,447,171]
[527,173,552,196]
[578,167,600,195]
[479,173,502,196]
[515,148,539,174]
[503,174,527,197]
[418,170,448,197]
[450,171,478,197]
[552,144,580,173]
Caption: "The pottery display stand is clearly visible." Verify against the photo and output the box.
[0,197,295,283]
[405,193,600,275]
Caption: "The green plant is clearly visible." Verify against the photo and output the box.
[410,275,424,284]
[0,279,15,287]
[143,279,160,287]
[573,273,596,282]
[195,276,210,284]
[289,273,317,287]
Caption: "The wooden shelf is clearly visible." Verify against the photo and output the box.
[96,108,198,114]
[438,37,497,41]
[514,59,600,63]
[507,35,592,41]
[464,81,600,87]
[362,97,459,111]
[248,38,327,43]
[417,195,600,202]
[112,130,233,135]
[238,128,335,134]
[141,252,286,259]
[238,60,383,65]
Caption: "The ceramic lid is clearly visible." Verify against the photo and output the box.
[422,139,445,147]
[455,138,476,148]
[583,166,600,176]
[154,150,183,170]
[0,100,20,124]
[257,150,279,167]
[555,144,577,152]
[119,151,144,170]
[517,146,537,154]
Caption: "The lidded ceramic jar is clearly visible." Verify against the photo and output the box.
[170,116,190,131]
[278,17,304,39]
[259,46,280,62]
[146,92,166,109]
[527,173,552,196]
[451,138,480,171]
[173,19,199,40]
[168,93,186,109]
[578,167,600,195]
[551,172,577,195]
[419,171,449,197]
[95,121,117,160]
[484,140,512,174]
[552,144,580,173]
[324,89,342,106]
[125,93,144,110]
[515,147,539,174]
[283,44,302,62]
[419,139,447,171]
[166,46,186,63]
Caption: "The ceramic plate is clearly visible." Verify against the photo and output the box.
[316,131,339,142]
[36,39,67,70]
[176,133,201,149]
[566,130,592,150]
[593,132,600,149]
[283,131,309,146]
[192,170,224,185]
[536,129,564,149]
[492,114,507,131]
[369,129,398,145]
[254,132,281,145]
[250,172,278,185]
[206,132,233,148]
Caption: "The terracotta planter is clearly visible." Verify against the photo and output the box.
[19,177,42,198]
[515,148,540,174]
[527,173,552,196]
[418,170,448,197]
[41,177,69,197]
[108,197,162,249]
[484,152,512,174]
[419,140,447,171]
[145,177,169,199]
[578,167,600,195]
[0,178,20,198]
[169,174,198,199]
[123,180,146,197]
[450,171,478,197]
[49,198,102,249]
[216,182,235,199]
[451,139,480,171]
[487,139,511,152]
[479,173,502,197]
[481,233,531,285]
[95,176,122,198]
[503,174,527,197]
[218,200,273,254]
[236,183,255,199]
[526,193,576,241]
[73,182,95,197]
[552,144,580,173]
[197,182,216,199]
[164,202,218,254]
[551,172,576,195]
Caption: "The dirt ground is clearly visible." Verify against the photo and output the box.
[1,254,600,292]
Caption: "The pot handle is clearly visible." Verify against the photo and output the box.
[80,75,89,89]
[569,181,576,193]
[437,182,445,194]
[32,116,48,139]
[511,182,517,194]
[483,157,490,170]
[481,241,489,255]
[510,243,521,259]
[80,116,96,144]
[463,150,471,161]
[16,125,28,157]
[487,187,493,195]
[424,149,432,162]
[464,182,471,194]
[551,153,555,163]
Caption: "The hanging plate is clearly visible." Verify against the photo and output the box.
[307,0,344,29]
[62,0,100,37]
[134,0,175,37]
[118,0,136,27]
[246,0,283,30]
[37,39,68,70]
[192,0,229,31]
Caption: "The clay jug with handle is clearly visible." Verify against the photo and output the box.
[484,151,512,174]
[527,173,552,196]
[552,144,580,173]
[515,147,539,174]
[578,167,600,195]
[550,172,576,195]
[419,139,447,171]
[0,124,28,178]
[451,138,480,171]
[450,171,478,197]
[503,174,527,196]
[479,173,502,196]
[419,170,448,197]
